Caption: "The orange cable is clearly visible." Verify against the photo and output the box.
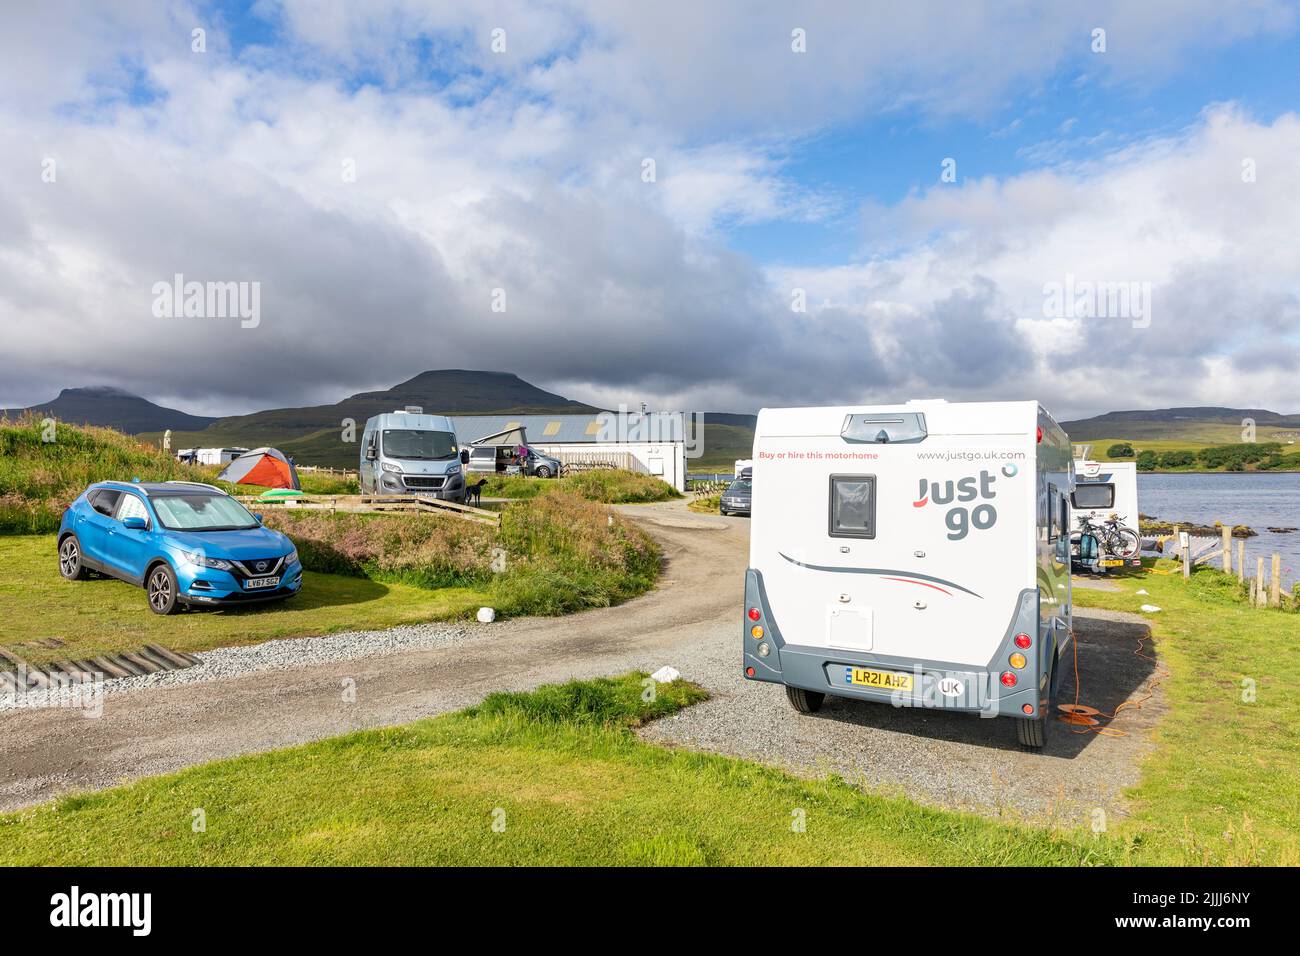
[1058,616,1169,737]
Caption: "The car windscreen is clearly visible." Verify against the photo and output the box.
[1071,483,1115,509]
[726,480,751,494]
[151,493,259,531]
[382,429,458,460]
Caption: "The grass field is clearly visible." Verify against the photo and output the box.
[480,469,681,503]
[0,534,485,667]
[1072,564,1299,864]
[0,674,1123,866]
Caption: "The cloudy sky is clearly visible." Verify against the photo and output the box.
[1,1,1298,418]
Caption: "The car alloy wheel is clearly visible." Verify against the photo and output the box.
[148,566,177,615]
[535,466,552,478]
[59,537,85,580]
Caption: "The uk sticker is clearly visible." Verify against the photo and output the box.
[938,677,965,698]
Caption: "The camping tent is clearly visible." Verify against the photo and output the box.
[217,447,301,490]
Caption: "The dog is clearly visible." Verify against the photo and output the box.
[465,478,488,507]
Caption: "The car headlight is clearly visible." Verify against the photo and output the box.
[446,464,460,477]
[381,461,402,474]
[180,550,234,571]
[286,548,299,566]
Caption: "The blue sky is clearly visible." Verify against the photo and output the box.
[2,1,1299,417]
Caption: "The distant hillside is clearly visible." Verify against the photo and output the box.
[1062,406,1300,446]
[1,386,218,434]
[140,369,599,468]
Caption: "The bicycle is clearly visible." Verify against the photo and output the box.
[1071,513,1140,560]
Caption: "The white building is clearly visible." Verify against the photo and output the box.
[451,413,688,491]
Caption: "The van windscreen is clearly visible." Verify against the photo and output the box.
[1071,483,1115,509]
[382,429,458,461]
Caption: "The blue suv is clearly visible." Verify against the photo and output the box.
[57,481,303,615]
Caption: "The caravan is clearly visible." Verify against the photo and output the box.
[743,400,1073,748]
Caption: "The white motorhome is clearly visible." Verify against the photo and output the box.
[744,400,1074,748]
[359,407,468,501]
[1070,460,1140,571]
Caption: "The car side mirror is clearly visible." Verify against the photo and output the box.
[254,513,264,524]
[122,516,148,531]
[460,449,469,464]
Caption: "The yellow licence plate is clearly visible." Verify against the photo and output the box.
[848,667,913,691]
[1099,559,1125,567]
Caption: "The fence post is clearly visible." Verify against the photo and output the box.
[1222,525,1232,573]
[1237,540,1245,582]
[1271,554,1282,607]
[1256,557,1267,606]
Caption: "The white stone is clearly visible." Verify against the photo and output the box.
[476,607,497,623]
[1139,604,1162,613]
[1135,588,1148,595]
[649,665,680,684]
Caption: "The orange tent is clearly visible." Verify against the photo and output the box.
[216,447,301,490]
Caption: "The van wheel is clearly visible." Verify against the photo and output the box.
[785,686,825,713]
[1015,714,1049,749]
[58,535,88,580]
[147,563,179,615]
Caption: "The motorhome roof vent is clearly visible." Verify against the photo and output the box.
[841,412,928,444]
[397,406,423,415]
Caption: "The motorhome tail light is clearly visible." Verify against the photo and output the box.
[1036,426,1043,444]
[1021,703,1034,715]
[745,666,755,677]
[1014,633,1032,649]
[1000,671,1017,687]
[747,607,762,622]
[1009,653,1027,669]
[750,625,765,639]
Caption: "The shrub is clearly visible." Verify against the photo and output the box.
[1106,442,1134,458]
[1158,450,1196,469]
[1136,450,1159,471]
[482,469,681,504]
[263,486,660,617]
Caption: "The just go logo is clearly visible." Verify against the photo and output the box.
[912,466,1016,540]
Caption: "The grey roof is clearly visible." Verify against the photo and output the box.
[451,412,685,445]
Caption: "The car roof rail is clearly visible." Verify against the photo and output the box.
[161,480,227,493]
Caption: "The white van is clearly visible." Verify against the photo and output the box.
[1070,460,1140,571]
[744,400,1074,748]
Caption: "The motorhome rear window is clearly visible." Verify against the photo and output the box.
[1072,483,1115,509]
[828,475,876,538]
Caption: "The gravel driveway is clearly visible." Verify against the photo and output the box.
[642,605,1164,824]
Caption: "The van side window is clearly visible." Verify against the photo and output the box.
[828,475,876,538]
[1047,484,1059,542]
[1059,494,1070,540]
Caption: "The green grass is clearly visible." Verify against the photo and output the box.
[0,673,1124,866]
[1073,565,1300,864]
[0,417,215,533]
[0,534,486,666]
[481,469,681,503]
[688,493,722,513]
